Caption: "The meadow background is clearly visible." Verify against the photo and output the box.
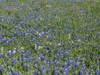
[0,0,100,75]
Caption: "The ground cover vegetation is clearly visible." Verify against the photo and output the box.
[0,0,100,75]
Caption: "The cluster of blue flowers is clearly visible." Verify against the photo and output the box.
[0,0,100,75]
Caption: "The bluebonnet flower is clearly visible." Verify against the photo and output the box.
[77,36,82,42]
[49,59,53,66]
[61,67,65,73]
[97,31,100,36]
[55,71,60,75]
[65,26,69,33]
[85,70,89,75]
[33,69,38,75]
[35,64,38,68]
[22,54,26,58]
[0,65,4,72]
[98,54,100,58]
[13,59,17,66]
[13,71,18,75]
[9,72,12,75]
[60,54,64,60]
[4,63,8,68]
[4,19,6,24]
[68,66,71,72]
[0,35,2,39]
[75,62,79,69]
[11,68,18,75]
[64,69,68,75]
[55,62,60,67]
[80,70,84,75]
[21,58,28,63]
[2,37,7,43]
[11,68,15,74]
[58,55,60,59]
[44,56,47,61]
[43,61,46,65]
[40,65,44,70]
[41,55,45,60]
[29,57,32,62]
[66,58,68,63]
[19,72,23,75]
[74,41,77,47]
[42,68,46,75]
[63,63,67,69]
[7,40,12,44]
[35,58,39,63]
[12,50,16,56]
[91,52,94,56]
[37,71,40,75]
[8,50,12,57]
[82,63,86,71]
[32,38,36,43]
[21,50,25,54]
[81,10,86,14]
[47,69,51,74]
[95,69,100,75]
[54,67,58,73]
[65,52,68,57]
[69,61,73,67]
[0,53,3,58]
[24,64,30,71]
[95,62,99,66]
[90,66,94,73]
[77,57,81,62]
[74,71,78,75]
[59,29,62,34]
[54,56,57,63]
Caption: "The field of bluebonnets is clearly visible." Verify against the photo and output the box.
[0,0,100,75]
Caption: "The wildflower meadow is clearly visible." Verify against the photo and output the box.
[0,0,100,75]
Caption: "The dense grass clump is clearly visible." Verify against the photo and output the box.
[0,0,100,75]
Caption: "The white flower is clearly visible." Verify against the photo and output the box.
[8,50,11,55]
[68,34,71,39]
[36,31,39,34]
[25,33,28,36]
[46,36,48,38]
[1,47,3,52]
[35,44,38,50]
[87,43,90,44]
[22,3,24,6]
[58,43,61,46]
[46,5,51,8]
[39,33,42,36]
[13,50,16,54]
[49,42,52,45]
[38,46,43,49]
[14,48,16,50]
[71,41,74,43]
[77,39,81,42]
[9,50,11,53]
[20,47,24,50]
[55,16,60,22]
[29,7,32,10]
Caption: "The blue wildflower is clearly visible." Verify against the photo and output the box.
[24,64,29,71]
[80,70,83,75]
[0,65,4,72]
[9,72,12,75]
[96,70,100,75]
